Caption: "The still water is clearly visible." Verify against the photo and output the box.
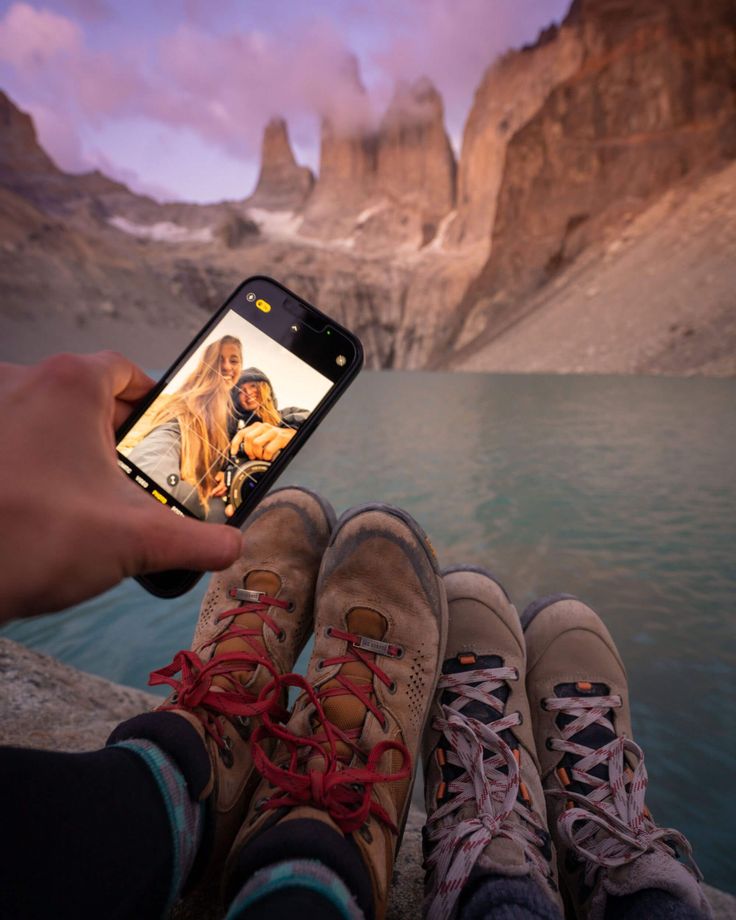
[3,372,735,893]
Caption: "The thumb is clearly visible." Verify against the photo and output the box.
[132,508,244,575]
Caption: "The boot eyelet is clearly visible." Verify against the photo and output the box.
[388,680,397,694]
[517,713,524,725]
[169,692,178,704]
[540,700,549,711]
[325,625,333,638]
[277,629,286,642]
[394,646,405,659]
[316,659,324,671]
[359,823,373,843]
[287,601,295,612]
[546,738,554,750]
[219,736,234,768]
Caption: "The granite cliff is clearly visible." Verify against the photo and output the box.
[247,117,314,212]
[443,0,736,366]
[1,0,734,374]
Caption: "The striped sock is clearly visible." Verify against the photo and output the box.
[112,739,204,909]
[225,859,364,920]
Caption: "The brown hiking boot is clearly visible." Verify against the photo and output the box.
[523,595,712,920]
[110,486,335,885]
[422,566,563,920]
[225,503,448,919]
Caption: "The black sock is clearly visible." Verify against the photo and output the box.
[0,744,175,919]
[457,870,564,920]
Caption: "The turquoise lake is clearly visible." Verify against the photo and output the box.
[3,372,735,893]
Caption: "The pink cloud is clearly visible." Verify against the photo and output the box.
[154,17,373,155]
[0,3,82,69]
[0,0,571,200]
[85,148,178,201]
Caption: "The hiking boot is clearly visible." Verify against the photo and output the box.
[225,503,448,920]
[109,486,335,885]
[422,566,562,920]
[523,595,712,920]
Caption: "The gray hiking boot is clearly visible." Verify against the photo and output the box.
[112,486,335,885]
[225,504,448,920]
[523,595,712,920]
[422,567,563,920]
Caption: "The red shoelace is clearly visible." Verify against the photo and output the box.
[250,626,411,835]
[149,592,290,750]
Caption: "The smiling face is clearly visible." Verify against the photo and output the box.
[219,343,242,386]
[239,381,260,411]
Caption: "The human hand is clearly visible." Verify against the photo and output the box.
[209,470,228,498]
[0,352,243,622]
[230,422,295,461]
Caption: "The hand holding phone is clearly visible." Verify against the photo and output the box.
[115,276,363,597]
[0,352,243,623]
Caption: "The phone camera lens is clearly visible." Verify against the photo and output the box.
[246,292,256,302]
[336,355,347,367]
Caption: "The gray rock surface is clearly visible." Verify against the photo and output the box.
[0,637,732,919]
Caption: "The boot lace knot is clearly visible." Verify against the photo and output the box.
[251,629,411,836]
[545,693,702,885]
[149,592,290,749]
[425,667,553,920]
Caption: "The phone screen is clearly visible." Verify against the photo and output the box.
[115,278,359,524]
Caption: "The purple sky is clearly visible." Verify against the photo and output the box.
[0,0,570,203]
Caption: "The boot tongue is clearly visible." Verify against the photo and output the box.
[316,607,387,765]
[439,654,509,810]
[555,682,618,794]
[213,570,281,689]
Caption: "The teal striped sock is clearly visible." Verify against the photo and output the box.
[113,739,204,910]
[225,859,364,920]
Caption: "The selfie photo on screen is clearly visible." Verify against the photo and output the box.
[118,309,332,522]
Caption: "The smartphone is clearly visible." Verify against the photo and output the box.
[115,275,363,598]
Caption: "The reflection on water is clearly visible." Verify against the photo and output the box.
[3,372,735,893]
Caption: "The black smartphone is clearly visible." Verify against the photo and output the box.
[115,275,363,598]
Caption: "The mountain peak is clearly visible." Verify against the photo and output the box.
[247,116,314,211]
[384,77,444,126]
[0,91,59,179]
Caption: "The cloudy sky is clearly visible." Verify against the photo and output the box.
[0,0,570,202]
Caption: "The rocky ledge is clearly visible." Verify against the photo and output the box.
[0,637,732,919]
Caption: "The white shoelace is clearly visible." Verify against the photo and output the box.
[545,694,702,885]
[424,666,552,920]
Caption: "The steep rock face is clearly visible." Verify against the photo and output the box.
[0,90,59,181]
[448,25,583,246]
[452,0,736,356]
[376,78,456,229]
[300,116,378,237]
[247,117,313,211]
[301,77,456,248]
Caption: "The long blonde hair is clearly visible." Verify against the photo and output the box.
[252,381,281,427]
[128,335,242,511]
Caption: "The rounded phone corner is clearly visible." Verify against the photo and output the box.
[135,569,204,599]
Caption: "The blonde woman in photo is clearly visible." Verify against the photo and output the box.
[124,335,243,521]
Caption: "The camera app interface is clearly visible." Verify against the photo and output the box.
[117,307,333,522]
